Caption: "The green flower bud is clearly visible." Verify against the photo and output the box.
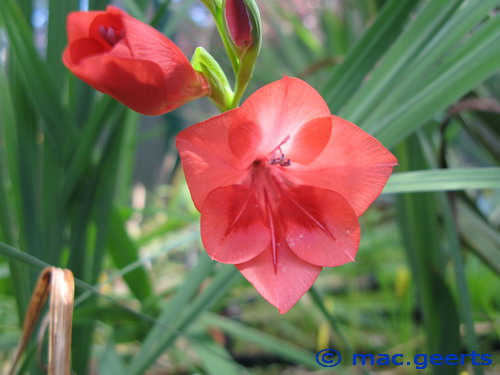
[191,47,234,111]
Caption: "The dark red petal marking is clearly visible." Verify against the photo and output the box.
[288,116,397,216]
[200,185,270,264]
[263,190,278,270]
[280,185,360,267]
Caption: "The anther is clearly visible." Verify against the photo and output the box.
[268,154,285,165]
[267,153,291,167]
[99,25,124,46]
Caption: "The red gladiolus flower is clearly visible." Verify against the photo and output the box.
[177,77,397,313]
[63,6,210,115]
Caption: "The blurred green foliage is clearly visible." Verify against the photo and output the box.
[0,0,499,374]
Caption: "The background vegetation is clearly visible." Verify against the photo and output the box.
[0,0,499,373]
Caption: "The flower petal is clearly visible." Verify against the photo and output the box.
[66,55,171,115]
[280,185,359,267]
[66,10,103,43]
[64,38,106,65]
[176,111,250,210]
[117,6,196,81]
[236,244,322,314]
[201,185,270,264]
[289,116,397,216]
[285,116,332,165]
[230,76,331,158]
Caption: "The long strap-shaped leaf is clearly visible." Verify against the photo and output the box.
[362,0,500,127]
[374,16,500,147]
[341,0,464,122]
[321,0,419,111]
[383,167,500,193]
[0,0,78,159]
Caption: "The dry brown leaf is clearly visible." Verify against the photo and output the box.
[9,267,75,375]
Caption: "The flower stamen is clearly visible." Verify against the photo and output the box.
[267,135,292,167]
[268,154,291,167]
[99,25,124,46]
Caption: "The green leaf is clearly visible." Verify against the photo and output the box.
[321,0,420,111]
[0,241,48,270]
[438,193,483,375]
[362,0,500,127]
[200,312,318,369]
[371,16,500,146]
[0,0,78,158]
[395,136,460,375]
[75,231,198,306]
[98,341,129,375]
[341,0,463,122]
[46,0,79,88]
[191,335,241,375]
[383,168,500,194]
[62,97,124,204]
[127,260,239,375]
[0,69,18,246]
[162,0,197,37]
[107,210,153,301]
[457,202,500,275]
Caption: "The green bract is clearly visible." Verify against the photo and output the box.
[191,47,234,111]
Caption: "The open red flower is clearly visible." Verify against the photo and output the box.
[63,6,210,115]
[177,77,397,313]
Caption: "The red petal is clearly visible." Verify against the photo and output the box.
[176,111,250,210]
[67,55,172,115]
[236,244,322,314]
[289,116,397,216]
[64,38,106,65]
[280,185,359,267]
[108,6,209,103]
[228,119,262,166]
[117,7,194,78]
[225,0,253,49]
[66,10,103,43]
[201,185,270,264]
[230,77,331,159]
[286,116,332,165]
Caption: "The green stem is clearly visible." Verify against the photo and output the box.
[212,9,240,76]
[231,73,247,109]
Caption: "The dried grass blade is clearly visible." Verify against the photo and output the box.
[8,267,75,375]
[48,268,75,375]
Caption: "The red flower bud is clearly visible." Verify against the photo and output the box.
[62,6,210,115]
[225,0,253,50]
